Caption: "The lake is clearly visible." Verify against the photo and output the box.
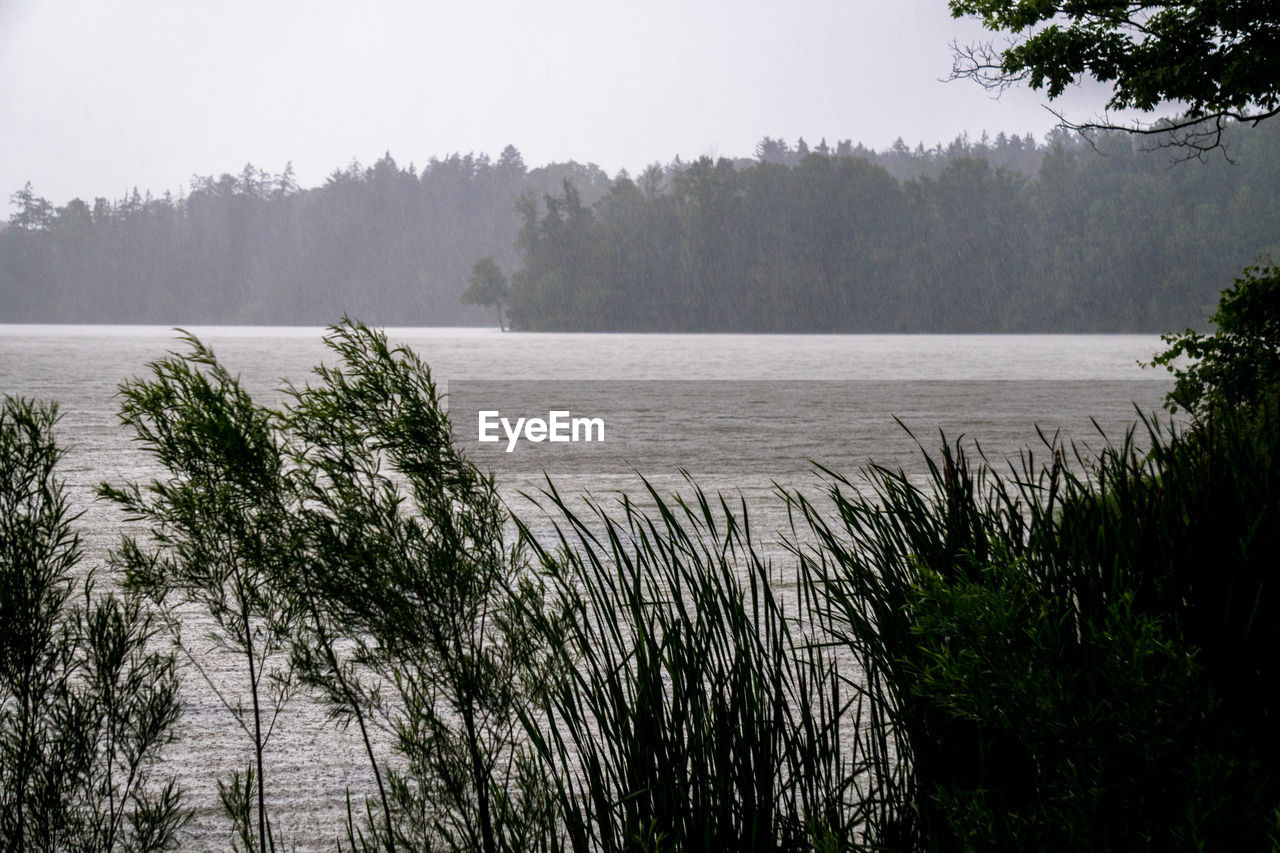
[0,325,1175,850]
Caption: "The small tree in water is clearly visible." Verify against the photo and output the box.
[462,258,510,331]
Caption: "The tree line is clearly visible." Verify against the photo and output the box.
[0,148,609,325]
[504,122,1280,332]
[4,125,1278,330]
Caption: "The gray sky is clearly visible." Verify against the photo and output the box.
[1,0,1129,205]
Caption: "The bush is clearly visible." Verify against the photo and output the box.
[790,412,1279,850]
[1150,262,1280,418]
[1,396,185,852]
[100,321,552,853]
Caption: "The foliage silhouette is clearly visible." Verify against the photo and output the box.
[282,320,555,853]
[949,0,1280,153]
[1149,262,1280,417]
[9,311,1272,849]
[2,396,185,853]
[100,336,299,852]
[513,476,857,851]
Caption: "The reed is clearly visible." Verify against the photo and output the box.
[514,476,860,852]
[788,409,1280,849]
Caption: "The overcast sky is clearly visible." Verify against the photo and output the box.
[1,0,1131,206]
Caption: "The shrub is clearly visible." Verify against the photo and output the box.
[2,396,185,852]
[791,414,1279,850]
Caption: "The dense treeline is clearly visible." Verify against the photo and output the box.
[0,148,610,325]
[4,127,1278,330]
[508,124,1280,331]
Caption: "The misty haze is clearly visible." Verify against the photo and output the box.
[3,1,1279,851]
[4,126,1279,331]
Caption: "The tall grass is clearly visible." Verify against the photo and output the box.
[788,411,1280,849]
[515,476,860,851]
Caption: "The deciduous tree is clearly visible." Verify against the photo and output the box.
[949,0,1280,153]
[462,257,510,330]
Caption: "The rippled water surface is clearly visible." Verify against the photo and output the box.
[0,326,1174,850]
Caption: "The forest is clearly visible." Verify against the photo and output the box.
[0,147,610,326]
[4,123,1279,331]
[506,123,1280,332]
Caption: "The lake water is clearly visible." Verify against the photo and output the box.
[0,326,1175,850]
